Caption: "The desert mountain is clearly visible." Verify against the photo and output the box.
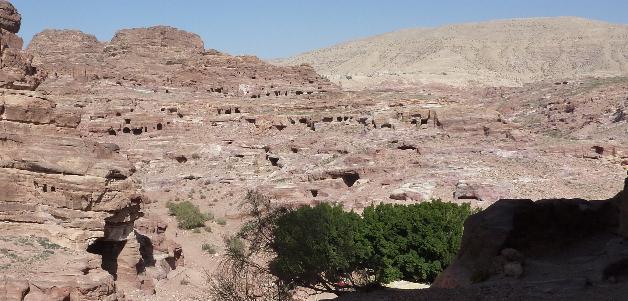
[278,17,628,88]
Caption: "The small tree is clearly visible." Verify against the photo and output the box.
[209,190,291,301]
[269,203,373,294]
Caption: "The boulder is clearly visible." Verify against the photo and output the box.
[434,176,626,288]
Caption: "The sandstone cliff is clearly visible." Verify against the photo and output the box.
[0,0,43,90]
[0,2,182,299]
[28,26,338,97]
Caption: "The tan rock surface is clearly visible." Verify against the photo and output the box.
[278,17,628,89]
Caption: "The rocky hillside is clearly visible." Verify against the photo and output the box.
[278,17,628,89]
[27,27,337,97]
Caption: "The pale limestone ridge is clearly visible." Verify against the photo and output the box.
[278,17,628,88]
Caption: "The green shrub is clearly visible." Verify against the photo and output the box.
[270,203,372,291]
[202,243,217,255]
[216,217,227,226]
[225,236,246,259]
[268,200,472,292]
[362,200,472,283]
[167,201,210,229]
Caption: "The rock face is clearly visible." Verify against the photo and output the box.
[0,0,44,90]
[0,0,20,33]
[0,89,183,298]
[0,3,183,299]
[434,176,628,290]
[27,29,104,76]
[0,88,147,300]
[28,26,337,97]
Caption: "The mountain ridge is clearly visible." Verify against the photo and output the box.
[276,17,628,88]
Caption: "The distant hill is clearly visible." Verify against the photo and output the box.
[276,17,628,88]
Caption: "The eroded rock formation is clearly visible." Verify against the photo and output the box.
[28,26,336,97]
[434,176,628,293]
[0,0,43,90]
[0,2,183,299]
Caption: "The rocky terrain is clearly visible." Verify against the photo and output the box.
[1,1,628,300]
[278,17,628,89]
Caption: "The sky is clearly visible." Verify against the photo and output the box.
[12,0,628,59]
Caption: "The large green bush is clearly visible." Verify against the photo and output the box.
[268,200,472,292]
[363,200,472,283]
[270,203,372,291]
[167,201,210,229]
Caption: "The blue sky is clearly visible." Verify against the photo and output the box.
[12,0,628,59]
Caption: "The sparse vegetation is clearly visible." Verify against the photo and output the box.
[225,236,245,257]
[216,217,227,226]
[167,201,210,229]
[209,190,291,301]
[202,243,217,255]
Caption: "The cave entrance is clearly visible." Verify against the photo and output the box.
[337,172,360,187]
[87,239,127,280]
[267,155,280,167]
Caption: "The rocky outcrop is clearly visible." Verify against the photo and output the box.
[0,0,20,34]
[0,90,140,246]
[0,85,190,300]
[0,4,184,293]
[135,216,184,282]
[0,89,143,300]
[0,1,44,90]
[27,29,104,77]
[27,26,337,97]
[434,175,628,290]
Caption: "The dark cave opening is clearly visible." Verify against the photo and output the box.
[267,155,280,167]
[338,172,360,187]
[87,239,127,280]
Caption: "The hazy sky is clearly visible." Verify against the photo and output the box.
[12,0,628,59]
